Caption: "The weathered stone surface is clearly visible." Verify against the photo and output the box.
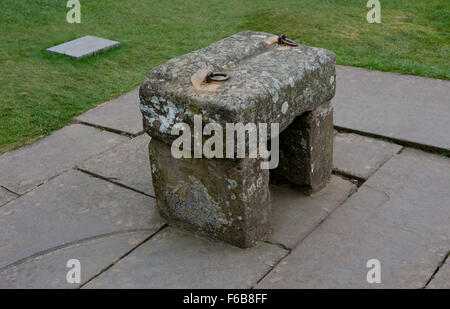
[84,227,287,289]
[271,101,334,194]
[0,231,150,289]
[257,149,450,288]
[46,35,120,60]
[79,134,154,196]
[0,124,127,194]
[0,187,17,207]
[140,30,336,145]
[268,176,356,249]
[333,133,402,180]
[0,170,163,269]
[76,87,143,135]
[427,260,450,289]
[149,138,270,248]
[334,65,450,151]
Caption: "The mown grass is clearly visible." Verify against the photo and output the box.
[0,0,449,153]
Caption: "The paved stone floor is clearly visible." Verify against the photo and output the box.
[0,66,448,288]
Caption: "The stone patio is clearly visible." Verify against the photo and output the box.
[0,66,448,288]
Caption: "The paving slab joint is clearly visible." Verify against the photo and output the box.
[74,120,139,138]
[78,224,168,289]
[0,228,162,273]
[252,246,290,288]
[334,125,447,154]
[331,170,365,186]
[423,251,449,289]
[75,167,156,198]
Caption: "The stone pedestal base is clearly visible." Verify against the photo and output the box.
[149,139,271,248]
[271,101,333,194]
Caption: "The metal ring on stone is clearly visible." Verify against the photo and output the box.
[277,34,299,47]
[206,72,230,83]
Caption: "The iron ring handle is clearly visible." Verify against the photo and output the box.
[206,72,230,83]
[278,34,299,47]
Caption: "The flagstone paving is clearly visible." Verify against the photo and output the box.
[268,176,356,249]
[0,66,448,288]
[333,133,402,180]
[0,231,152,289]
[0,124,128,195]
[84,227,287,289]
[78,134,154,196]
[0,170,163,269]
[76,87,143,136]
[0,187,17,207]
[334,66,450,152]
[257,149,450,289]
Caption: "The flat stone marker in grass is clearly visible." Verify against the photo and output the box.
[46,35,119,60]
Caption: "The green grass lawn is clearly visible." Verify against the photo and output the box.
[1,0,449,153]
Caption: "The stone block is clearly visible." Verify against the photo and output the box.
[271,101,333,194]
[149,138,270,248]
[140,30,336,146]
[139,30,336,247]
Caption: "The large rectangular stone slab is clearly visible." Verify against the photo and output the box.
[84,228,287,289]
[140,30,335,145]
[257,149,450,288]
[268,176,356,249]
[0,170,163,269]
[0,187,17,207]
[0,124,127,194]
[334,66,450,151]
[78,134,154,196]
[46,35,119,60]
[0,231,151,289]
[76,87,143,135]
[333,133,402,180]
